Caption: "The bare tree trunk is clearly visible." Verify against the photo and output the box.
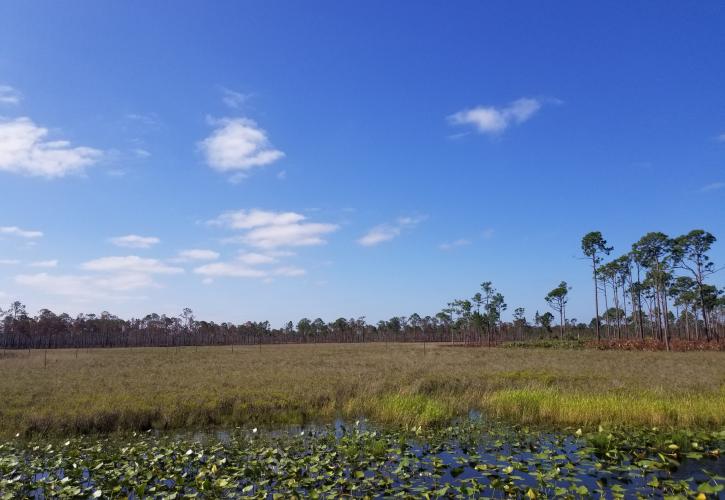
[602,282,610,339]
[694,307,700,340]
[612,280,621,339]
[658,284,670,351]
[684,303,690,340]
[592,257,601,341]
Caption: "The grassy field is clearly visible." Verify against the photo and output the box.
[0,343,723,436]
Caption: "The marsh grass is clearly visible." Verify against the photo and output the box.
[0,344,723,436]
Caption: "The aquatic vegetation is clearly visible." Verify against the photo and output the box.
[0,422,723,498]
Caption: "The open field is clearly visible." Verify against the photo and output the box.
[1,343,724,436]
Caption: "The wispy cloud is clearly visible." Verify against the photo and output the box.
[201,210,334,279]
[16,255,181,302]
[109,235,160,249]
[125,113,160,127]
[220,87,252,109]
[210,209,338,249]
[0,117,102,178]
[81,256,183,274]
[482,228,495,239]
[448,98,543,135]
[237,252,278,265]
[194,250,304,281]
[15,272,156,301]
[200,118,284,177]
[358,215,426,247]
[0,85,21,105]
[210,209,304,229]
[244,223,338,249]
[132,148,151,158]
[193,262,267,279]
[0,226,43,238]
[193,261,304,280]
[29,259,58,268]
[439,238,471,251]
[174,249,220,262]
[700,182,724,192]
[716,133,725,143]
[0,259,20,265]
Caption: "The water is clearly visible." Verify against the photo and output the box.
[4,420,724,498]
[163,419,725,498]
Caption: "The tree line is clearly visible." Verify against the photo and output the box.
[1,229,722,350]
[0,290,594,349]
[582,229,723,349]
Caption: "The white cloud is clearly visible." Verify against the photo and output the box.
[448,98,542,135]
[357,225,400,246]
[193,262,267,279]
[0,259,20,265]
[0,85,21,105]
[0,117,102,178]
[109,234,160,249]
[176,249,220,261]
[211,209,338,249]
[0,226,43,238]
[15,272,156,300]
[358,215,425,247]
[204,209,332,279]
[244,222,338,249]
[193,261,305,279]
[237,252,277,265]
[482,228,495,239]
[81,256,183,274]
[276,169,287,180]
[29,259,58,268]
[200,118,284,174]
[220,87,252,109]
[17,254,183,302]
[211,209,305,229]
[700,182,724,192]
[717,133,725,143]
[439,239,471,251]
[272,266,306,277]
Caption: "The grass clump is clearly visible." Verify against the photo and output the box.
[483,387,725,428]
[502,339,586,349]
[358,393,453,427]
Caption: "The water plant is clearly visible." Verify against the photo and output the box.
[1,422,722,498]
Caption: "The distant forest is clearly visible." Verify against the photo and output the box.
[1,230,723,350]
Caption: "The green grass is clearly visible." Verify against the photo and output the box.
[484,388,725,428]
[0,343,723,435]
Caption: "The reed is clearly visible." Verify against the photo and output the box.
[0,343,723,435]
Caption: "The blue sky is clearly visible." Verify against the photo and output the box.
[0,1,723,326]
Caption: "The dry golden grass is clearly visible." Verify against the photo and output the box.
[0,343,723,436]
